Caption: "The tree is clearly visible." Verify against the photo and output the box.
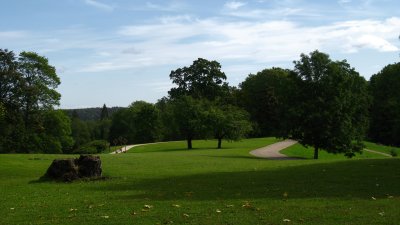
[238,68,292,137]
[168,58,229,100]
[0,49,65,153]
[369,63,400,146]
[288,50,370,159]
[171,96,207,149]
[100,104,109,120]
[70,114,92,151]
[205,104,252,149]
[18,51,61,130]
[109,101,161,144]
[41,110,74,153]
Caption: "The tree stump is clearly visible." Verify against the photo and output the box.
[44,155,102,182]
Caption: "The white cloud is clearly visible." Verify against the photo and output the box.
[2,16,399,74]
[84,0,114,11]
[224,1,247,10]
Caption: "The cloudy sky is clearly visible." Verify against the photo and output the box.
[1,0,399,108]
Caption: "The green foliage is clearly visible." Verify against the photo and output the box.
[288,50,370,159]
[41,110,74,153]
[369,62,400,146]
[204,103,252,148]
[168,58,229,100]
[71,116,91,150]
[64,107,124,121]
[155,97,182,141]
[100,103,109,120]
[171,96,208,149]
[238,68,293,137]
[0,49,69,153]
[74,140,110,154]
[109,101,162,144]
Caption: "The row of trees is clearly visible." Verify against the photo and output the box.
[1,48,399,158]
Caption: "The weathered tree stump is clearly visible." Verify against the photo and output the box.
[44,155,102,182]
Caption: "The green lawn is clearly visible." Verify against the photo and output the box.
[280,143,392,160]
[1,137,399,225]
[364,141,400,156]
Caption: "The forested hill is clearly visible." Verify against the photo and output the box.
[64,107,124,121]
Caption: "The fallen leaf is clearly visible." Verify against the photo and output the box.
[69,208,77,212]
[378,212,385,216]
[172,204,181,208]
[388,195,394,199]
[283,218,291,222]
[10,208,15,210]
[101,215,109,219]
[216,209,221,213]
[183,213,190,218]
[371,197,376,200]
[130,211,137,216]
[226,204,234,208]
[283,192,288,198]
[143,204,153,209]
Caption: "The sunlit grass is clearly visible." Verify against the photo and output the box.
[0,137,399,225]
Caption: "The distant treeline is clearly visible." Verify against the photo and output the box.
[64,107,125,121]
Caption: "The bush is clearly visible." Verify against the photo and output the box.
[390,149,398,157]
[74,140,109,154]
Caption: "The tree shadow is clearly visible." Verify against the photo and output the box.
[88,159,400,201]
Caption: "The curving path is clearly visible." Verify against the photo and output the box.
[250,139,298,160]
[110,144,141,154]
[364,149,392,157]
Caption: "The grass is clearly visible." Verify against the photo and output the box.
[0,137,399,225]
[364,141,400,156]
[281,143,391,160]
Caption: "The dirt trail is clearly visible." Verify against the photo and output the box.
[250,139,298,160]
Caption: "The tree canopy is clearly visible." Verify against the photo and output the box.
[168,58,229,100]
[369,62,400,146]
[287,50,370,159]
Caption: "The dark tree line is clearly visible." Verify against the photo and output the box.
[1,48,399,158]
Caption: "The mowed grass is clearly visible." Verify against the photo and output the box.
[0,137,399,225]
[281,143,393,160]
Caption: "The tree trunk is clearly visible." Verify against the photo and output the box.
[187,138,192,149]
[314,147,319,159]
[217,138,222,149]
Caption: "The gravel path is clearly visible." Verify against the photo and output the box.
[250,139,298,160]
[110,144,143,154]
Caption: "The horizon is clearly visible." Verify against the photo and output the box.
[1,0,399,108]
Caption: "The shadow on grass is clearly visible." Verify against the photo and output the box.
[89,159,400,201]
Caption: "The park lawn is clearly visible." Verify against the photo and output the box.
[280,143,391,160]
[364,141,400,156]
[0,137,399,225]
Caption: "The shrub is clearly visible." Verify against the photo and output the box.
[74,140,109,154]
[390,149,398,157]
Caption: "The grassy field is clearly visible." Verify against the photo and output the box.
[280,143,395,159]
[1,137,399,225]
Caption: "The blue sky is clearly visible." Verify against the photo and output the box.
[1,0,399,108]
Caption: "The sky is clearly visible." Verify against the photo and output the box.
[1,0,399,108]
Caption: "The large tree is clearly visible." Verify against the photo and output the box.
[168,58,229,100]
[0,49,66,153]
[288,50,370,159]
[109,101,161,144]
[238,68,292,137]
[369,62,400,146]
[171,96,207,149]
[205,103,252,149]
